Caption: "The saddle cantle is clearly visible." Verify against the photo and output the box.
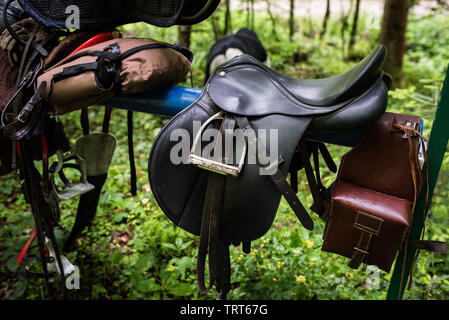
[148,45,390,297]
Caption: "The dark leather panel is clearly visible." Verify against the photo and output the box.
[220,115,311,240]
[308,76,388,133]
[149,92,218,233]
[149,92,311,240]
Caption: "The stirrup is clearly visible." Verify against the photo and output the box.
[18,239,78,285]
[189,111,246,177]
[49,150,95,201]
[19,255,58,285]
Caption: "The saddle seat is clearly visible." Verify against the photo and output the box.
[269,45,388,107]
[207,45,389,135]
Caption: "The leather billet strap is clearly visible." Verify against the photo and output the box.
[127,110,137,196]
[197,115,234,299]
[234,116,314,231]
[4,81,46,140]
[391,120,426,297]
[348,211,383,269]
[406,239,447,253]
[289,141,335,191]
[298,140,334,221]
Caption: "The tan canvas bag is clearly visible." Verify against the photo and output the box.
[37,38,192,115]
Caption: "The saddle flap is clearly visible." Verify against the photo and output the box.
[149,92,312,241]
[74,132,117,177]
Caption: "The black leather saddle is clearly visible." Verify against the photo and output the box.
[149,45,390,298]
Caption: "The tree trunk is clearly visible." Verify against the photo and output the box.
[177,25,192,49]
[246,0,251,27]
[250,0,255,29]
[379,0,411,84]
[320,0,331,39]
[246,0,255,29]
[224,0,232,35]
[211,13,220,41]
[265,0,279,40]
[340,0,353,59]
[289,0,295,40]
[348,0,361,53]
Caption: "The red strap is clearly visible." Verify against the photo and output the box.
[17,229,36,264]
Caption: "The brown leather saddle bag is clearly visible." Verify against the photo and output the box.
[322,112,439,272]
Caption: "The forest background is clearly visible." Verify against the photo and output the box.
[1,0,448,300]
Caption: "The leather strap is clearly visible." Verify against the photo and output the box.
[391,121,424,298]
[309,142,334,221]
[197,115,233,299]
[316,142,337,173]
[406,239,447,253]
[298,140,326,218]
[288,141,334,221]
[348,211,383,269]
[127,110,137,196]
[234,116,314,231]
[5,81,47,140]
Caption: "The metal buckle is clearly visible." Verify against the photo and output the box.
[16,109,28,123]
[189,111,247,177]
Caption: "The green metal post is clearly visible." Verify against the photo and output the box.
[386,64,449,299]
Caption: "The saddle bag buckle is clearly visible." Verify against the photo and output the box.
[189,111,247,177]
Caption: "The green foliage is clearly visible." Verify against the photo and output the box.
[1,8,448,301]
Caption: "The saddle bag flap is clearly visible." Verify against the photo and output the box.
[322,180,412,272]
[321,112,424,272]
[37,38,192,115]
